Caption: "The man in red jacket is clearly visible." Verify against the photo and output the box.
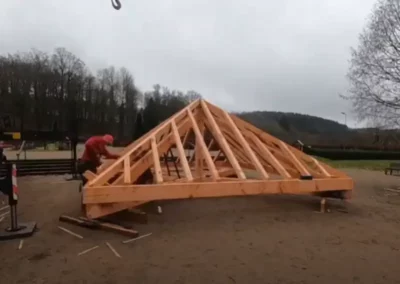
[78,134,120,185]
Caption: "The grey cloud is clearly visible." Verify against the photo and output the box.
[0,0,376,127]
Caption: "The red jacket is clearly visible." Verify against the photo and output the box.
[81,136,119,166]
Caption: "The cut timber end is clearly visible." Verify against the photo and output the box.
[59,215,139,238]
[82,98,354,219]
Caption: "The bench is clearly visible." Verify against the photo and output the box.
[385,162,400,175]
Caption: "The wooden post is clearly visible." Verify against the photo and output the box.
[171,120,193,181]
[195,123,205,178]
[151,136,163,183]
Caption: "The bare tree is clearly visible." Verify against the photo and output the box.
[0,47,201,143]
[344,0,400,128]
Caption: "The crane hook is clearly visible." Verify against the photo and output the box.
[111,0,122,10]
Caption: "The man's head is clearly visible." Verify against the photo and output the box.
[102,134,114,145]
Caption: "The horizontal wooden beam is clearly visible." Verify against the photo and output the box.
[85,202,147,219]
[83,178,353,204]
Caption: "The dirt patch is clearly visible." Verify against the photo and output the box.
[0,169,400,284]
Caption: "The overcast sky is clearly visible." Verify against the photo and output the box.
[0,0,376,127]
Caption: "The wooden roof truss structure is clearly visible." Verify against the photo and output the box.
[82,99,353,219]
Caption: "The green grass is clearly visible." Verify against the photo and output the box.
[241,159,391,178]
[316,158,392,171]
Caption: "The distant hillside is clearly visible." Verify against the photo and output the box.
[234,111,388,147]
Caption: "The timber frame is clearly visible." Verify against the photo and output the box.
[82,99,354,219]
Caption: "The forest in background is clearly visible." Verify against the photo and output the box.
[0,47,394,148]
[0,47,200,143]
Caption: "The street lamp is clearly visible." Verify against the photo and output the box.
[341,112,347,127]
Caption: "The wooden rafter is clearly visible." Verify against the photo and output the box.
[172,120,193,181]
[151,136,163,183]
[195,121,205,178]
[201,100,245,179]
[250,133,291,179]
[174,130,190,164]
[188,109,219,180]
[218,105,269,179]
[112,112,199,186]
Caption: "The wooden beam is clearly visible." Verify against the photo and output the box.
[207,138,214,150]
[175,130,190,163]
[251,134,291,179]
[83,170,107,184]
[123,157,132,184]
[221,103,333,177]
[215,120,291,175]
[111,115,196,185]
[85,202,147,219]
[188,146,196,164]
[172,120,193,181]
[182,130,190,147]
[195,122,205,178]
[187,109,219,180]
[221,134,252,165]
[211,114,297,170]
[201,100,246,180]
[60,215,139,238]
[218,105,269,179]
[213,150,221,162]
[205,100,342,177]
[244,135,298,172]
[83,178,354,204]
[279,141,311,176]
[217,168,237,177]
[151,136,163,183]
[310,157,331,177]
[82,171,147,219]
[208,124,251,165]
[315,161,347,178]
[116,99,200,157]
[89,100,200,185]
[206,103,307,169]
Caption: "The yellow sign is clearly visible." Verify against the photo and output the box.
[4,132,21,140]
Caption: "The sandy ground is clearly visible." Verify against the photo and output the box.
[0,169,400,284]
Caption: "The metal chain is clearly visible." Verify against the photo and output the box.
[111,0,122,10]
